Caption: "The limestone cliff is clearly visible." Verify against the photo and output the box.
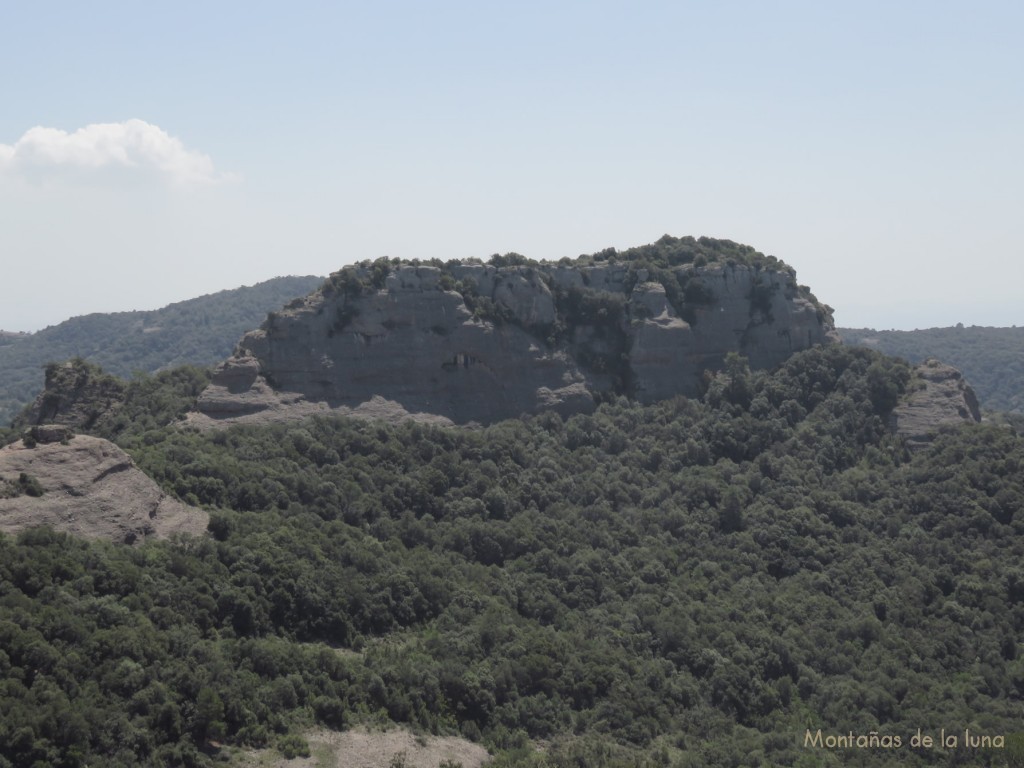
[194,237,838,426]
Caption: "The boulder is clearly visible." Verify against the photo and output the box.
[23,424,74,444]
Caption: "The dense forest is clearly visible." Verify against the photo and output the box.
[840,326,1024,414]
[2,344,1024,767]
[0,276,322,426]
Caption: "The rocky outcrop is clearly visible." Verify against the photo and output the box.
[13,358,126,430]
[890,359,982,450]
[194,238,838,426]
[0,435,208,543]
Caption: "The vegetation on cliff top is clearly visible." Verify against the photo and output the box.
[330,235,782,274]
[314,236,833,395]
[320,235,831,316]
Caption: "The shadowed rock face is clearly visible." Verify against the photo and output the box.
[195,253,838,427]
[890,359,982,450]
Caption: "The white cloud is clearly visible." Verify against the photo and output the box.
[0,119,235,184]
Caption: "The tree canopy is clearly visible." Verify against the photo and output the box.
[1,344,1022,766]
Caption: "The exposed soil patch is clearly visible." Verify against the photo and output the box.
[234,727,490,768]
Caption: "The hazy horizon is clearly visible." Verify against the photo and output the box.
[1,265,1018,336]
[2,2,1021,334]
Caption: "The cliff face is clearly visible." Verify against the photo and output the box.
[195,238,838,426]
[890,359,982,450]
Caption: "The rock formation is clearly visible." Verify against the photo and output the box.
[890,358,982,450]
[193,237,839,426]
[0,435,208,543]
[13,358,126,430]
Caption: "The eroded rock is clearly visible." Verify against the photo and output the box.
[0,435,208,543]
[890,359,982,450]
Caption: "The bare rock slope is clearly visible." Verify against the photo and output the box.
[890,358,982,450]
[194,237,838,427]
[235,727,491,768]
[0,433,208,543]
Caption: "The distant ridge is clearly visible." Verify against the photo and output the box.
[840,325,1024,413]
[0,276,323,425]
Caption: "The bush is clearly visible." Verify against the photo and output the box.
[277,733,310,759]
[313,696,347,728]
[18,472,44,497]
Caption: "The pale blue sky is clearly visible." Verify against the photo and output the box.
[1,1,1021,331]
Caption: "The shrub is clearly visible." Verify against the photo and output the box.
[18,472,44,497]
[277,733,310,759]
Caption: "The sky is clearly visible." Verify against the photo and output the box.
[1,1,1021,332]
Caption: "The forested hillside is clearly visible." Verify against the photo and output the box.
[2,345,1023,767]
[0,276,322,426]
[840,326,1024,414]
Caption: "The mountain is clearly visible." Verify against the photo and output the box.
[194,236,839,427]
[1,340,1020,767]
[0,275,323,426]
[840,325,1024,413]
[0,238,1018,767]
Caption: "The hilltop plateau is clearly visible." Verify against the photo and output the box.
[195,236,838,426]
